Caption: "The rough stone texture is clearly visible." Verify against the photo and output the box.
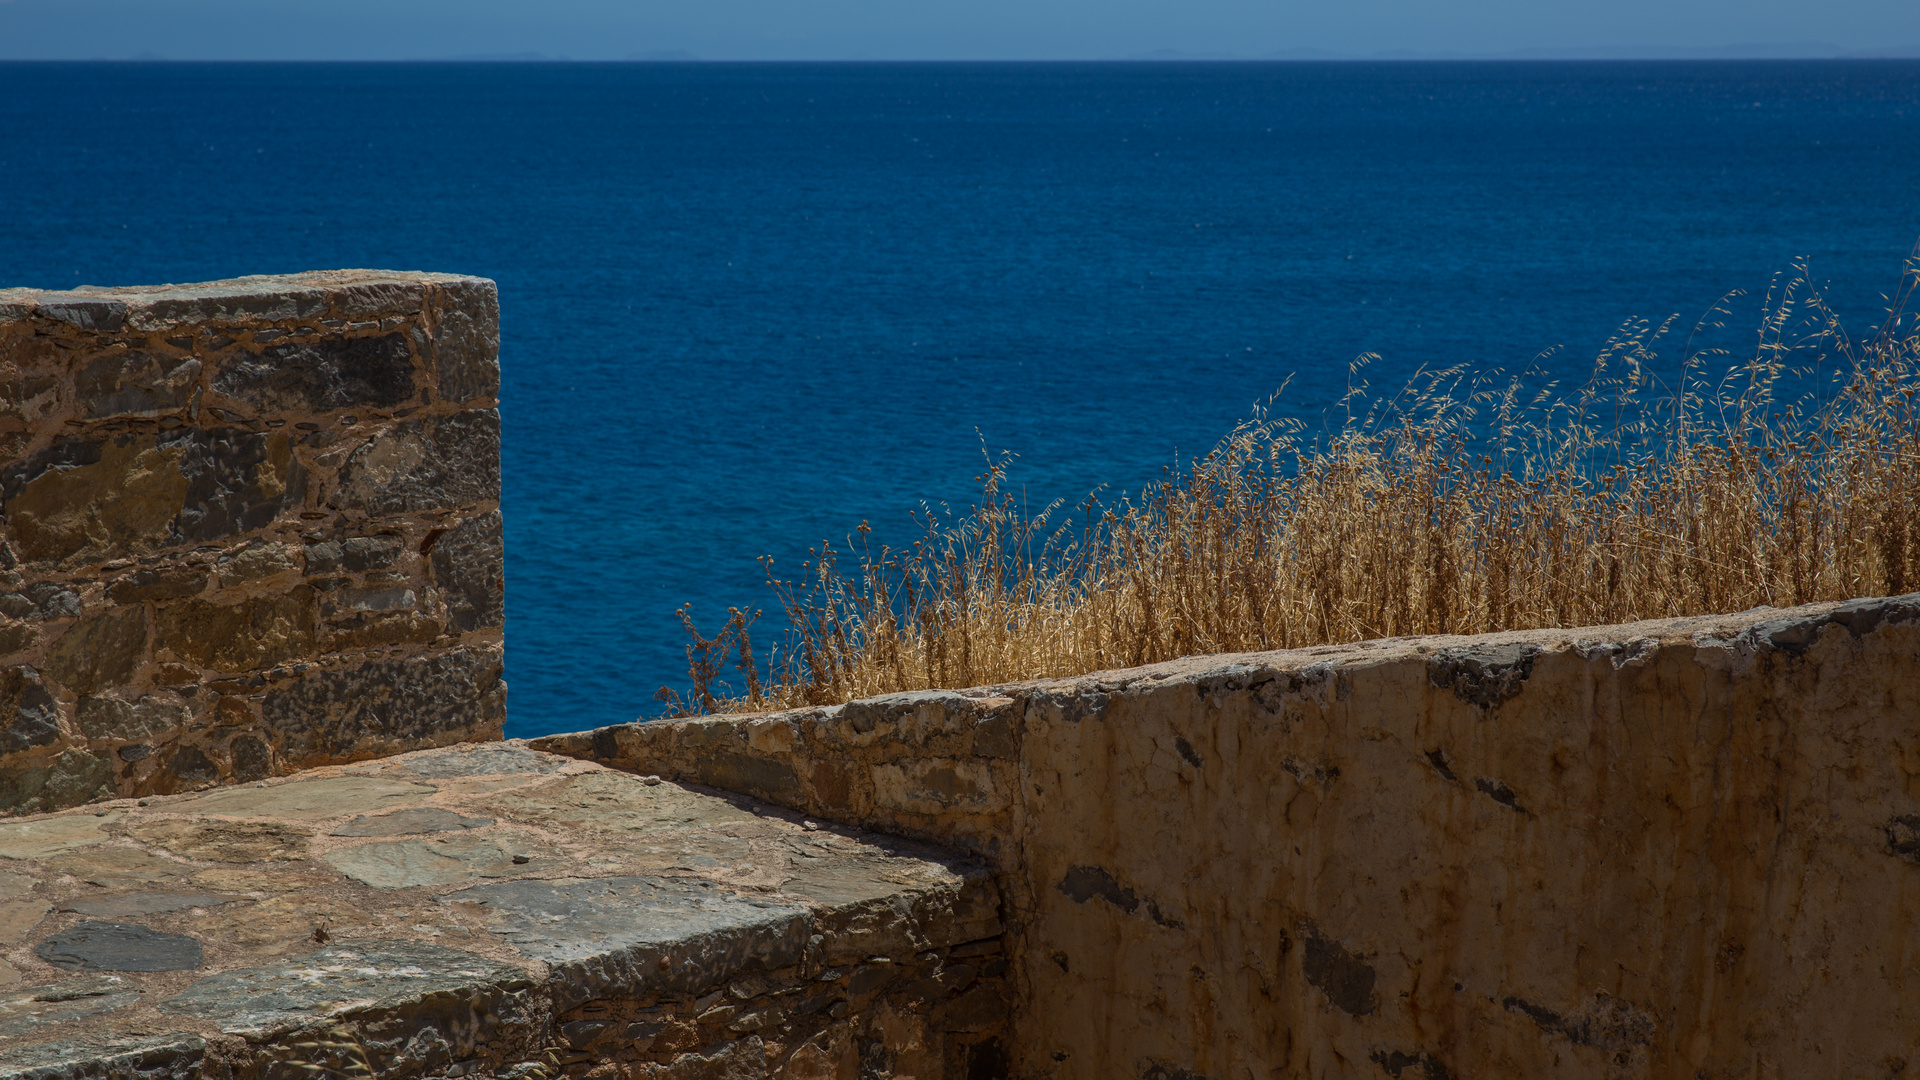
[0,272,504,813]
[534,592,1920,1080]
[0,745,1007,1078]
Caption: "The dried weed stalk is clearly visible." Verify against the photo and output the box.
[668,250,1920,712]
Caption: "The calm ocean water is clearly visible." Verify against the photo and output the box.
[1,60,1917,735]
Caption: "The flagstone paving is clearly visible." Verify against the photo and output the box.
[0,743,1007,1078]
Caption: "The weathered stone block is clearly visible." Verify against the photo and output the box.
[0,583,79,623]
[431,510,503,633]
[211,333,415,413]
[33,298,127,332]
[330,410,498,515]
[215,541,297,585]
[75,695,188,742]
[45,607,147,696]
[0,669,58,756]
[168,428,305,545]
[324,611,442,650]
[75,352,201,419]
[428,277,501,405]
[3,437,189,568]
[0,749,111,815]
[228,735,271,782]
[107,565,209,604]
[156,591,313,674]
[261,646,504,767]
[340,535,404,571]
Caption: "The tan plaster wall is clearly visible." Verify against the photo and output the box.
[0,272,504,813]
[538,593,1920,1080]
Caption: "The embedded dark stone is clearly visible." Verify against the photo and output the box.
[331,807,494,837]
[211,333,415,413]
[330,411,499,516]
[75,352,201,419]
[1057,866,1139,914]
[1425,749,1459,782]
[0,668,60,755]
[1475,777,1527,813]
[1371,1049,1454,1080]
[428,279,500,405]
[45,607,147,696]
[1173,736,1204,769]
[1888,815,1920,865]
[118,744,152,762]
[1139,1062,1211,1080]
[0,976,145,1041]
[0,583,81,622]
[229,735,271,782]
[61,893,236,918]
[107,565,208,604]
[340,535,404,572]
[0,749,112,814]
[1299,922,1375,1016]
[429,511,502,633]
[1427,643,1541,710]
[0,1032,204,1080]
[443,876,812,1009]
[164,428,306,545]
[36,922,204,972]
[1501,992,1654,1051]
[261,647,505,768]
[76,695,188,742]
[162,746,219,788]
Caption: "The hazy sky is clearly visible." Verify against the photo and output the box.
[1,0,1917,61]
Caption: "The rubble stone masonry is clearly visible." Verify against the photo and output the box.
[0,272,504,814]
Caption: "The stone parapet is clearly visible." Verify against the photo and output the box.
[539,593,1920,1080]
[0,744,1008,1078]
[0,273,505,814]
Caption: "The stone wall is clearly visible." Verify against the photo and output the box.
[535,592,1920,1080]
[0,273,504,815]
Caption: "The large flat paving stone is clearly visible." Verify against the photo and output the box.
[0,742,1005,1078]
[157,940,530,1037]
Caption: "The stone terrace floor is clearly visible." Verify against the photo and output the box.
[0,745,1006,1079]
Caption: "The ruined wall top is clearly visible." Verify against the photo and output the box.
[0,272,505,814]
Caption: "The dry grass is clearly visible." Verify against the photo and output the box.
[663,250,1920,714]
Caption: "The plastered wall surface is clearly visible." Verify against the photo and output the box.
[539,593,1920,1080]
[0,272,504,814]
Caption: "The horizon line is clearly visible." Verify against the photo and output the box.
[6,51,1920,64]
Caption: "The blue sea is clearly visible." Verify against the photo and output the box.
[1,61,1917,736]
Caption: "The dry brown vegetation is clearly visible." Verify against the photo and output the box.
[662,251,1920,714]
